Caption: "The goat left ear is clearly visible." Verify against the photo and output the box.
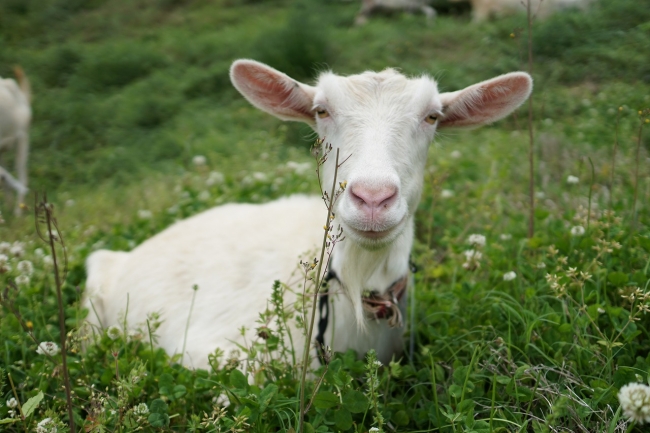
[438,72,532,128]
[230,59,317,125]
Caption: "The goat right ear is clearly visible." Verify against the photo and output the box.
[230,59,317,125]
[438,72,532,129]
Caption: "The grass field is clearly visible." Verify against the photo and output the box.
[1,0,650,431]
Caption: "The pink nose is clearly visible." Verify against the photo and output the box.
[350,183,398,216]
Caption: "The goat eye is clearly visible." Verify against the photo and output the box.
[425,114,438,125]
[316,109,330,119]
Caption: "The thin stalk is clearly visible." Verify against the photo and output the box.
[609,108,622,212]
[181,284,199,365]
[526,0,535,239]
[8,373,27,429]
[632,120,645,231]
[42,197,76,433]
[587,157,595,232]
[298,148,340,432]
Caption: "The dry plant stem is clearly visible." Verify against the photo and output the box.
[39,196,76,433]
[609,110,621,213]
[181,285,199,365]
[632,121,644,231]
[526,0,535,239]
[298,148,340,432]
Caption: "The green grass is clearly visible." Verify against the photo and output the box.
[1,0,650,431]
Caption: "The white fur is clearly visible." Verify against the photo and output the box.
[464,0,590,22]
[0,67,31,216]
[84,60,532,369]
[355,0,437,25]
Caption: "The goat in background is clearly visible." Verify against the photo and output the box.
[0,66,31,216]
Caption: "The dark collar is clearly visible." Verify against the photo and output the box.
[315,262,414,364]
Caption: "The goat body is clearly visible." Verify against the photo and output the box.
[464,0,591,22]
[0,66,31,215]
[355,0,437,25]
[84,60,532,369]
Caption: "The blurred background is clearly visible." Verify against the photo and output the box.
[0,0,648,231]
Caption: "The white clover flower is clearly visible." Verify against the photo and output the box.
[17,260,33,276]
[286,161,312,176]
[500,233,512,241]
[369,428,380,433]
[43,255,54,267]
[450,150,461,159]
[467,234,486,247]
[570,225,586,237]
[0,242,10,254]
[619,383,650,424]
[198,190,211,201]
[252,172,267,182]
[463,249,482,261]
[137,209,152,220]
[65,199,75,207]
[34,248,44,257]
[205,171,225,186]
[537,262,546,269]
[503,271,517,281]
[6,397,18,408]
[0,261,11,273]
[36,341,60,356]
[15,275,30,286]
[567,175,579,184]
[10,242,24,257]
[133,402,149,415]
[36,417,57,433]
[440,189,454,198]
[192,155,207,166]
[107,326,121,341]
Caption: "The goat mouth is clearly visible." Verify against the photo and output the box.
[347,216,406,240]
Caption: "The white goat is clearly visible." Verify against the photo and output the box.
[83,59,532,369]
[355,0,437,25]
[463,0,590,22]
[0,66,31,215]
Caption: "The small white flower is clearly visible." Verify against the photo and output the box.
[500,234,512,241]
[450,150,461,159]
[107,326,121,341]
[192,155,207,166]
[535,191,545,199]
[133,402,149,415]
[619,382,650,424]
[65,199,75,207]
[369,428,380,433]
[567,175,579,184]
[252,172,267,182]
[467,234,486,247]
[6,397,17,408]
[34,248,45,257]
[43,256,54,267]
[440,189,454,198]
[373,360,382,367]
[570,225,586,237]
[36,417,57,433]
[597,307,606,314]
[15,275,30,286]
[463,249,482,261]
[10,242,24,257]
[537,262,546,269]
[36,341,60,356]
[503,271,517,281]
[17,260,33,276]
[137,209,152,220]
[198,190,210,201]
[205,171,225,186]
[286,161,312,176]
[0,242,10,254]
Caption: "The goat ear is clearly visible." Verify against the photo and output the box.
[230,59,317,125]
[438,72,532,128]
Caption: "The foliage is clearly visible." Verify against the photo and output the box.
[1,0,650,431]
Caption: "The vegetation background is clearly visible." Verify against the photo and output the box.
[0,0,649,431]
